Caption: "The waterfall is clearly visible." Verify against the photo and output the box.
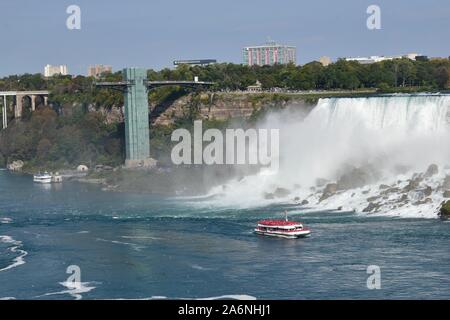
[206,94,450,217]
[308,95,449,132]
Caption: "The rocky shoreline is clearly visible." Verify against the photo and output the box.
[260,164,450,219]
[3,158,450,218]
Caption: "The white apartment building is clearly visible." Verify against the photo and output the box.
[44,64,68,77]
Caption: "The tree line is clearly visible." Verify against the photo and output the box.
[0,58,449,169]
[0,57,449,96]
[153,57,450,91]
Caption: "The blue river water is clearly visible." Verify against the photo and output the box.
[0,170,449,300]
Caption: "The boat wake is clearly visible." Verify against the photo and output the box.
[0,235,28,272]
[37,281,97,300]
[189,263,213,271]
[96,237,144,251]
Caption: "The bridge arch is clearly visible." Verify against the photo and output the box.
[1,91,49,129]
[34,95,47,109]
[21,95,34,119]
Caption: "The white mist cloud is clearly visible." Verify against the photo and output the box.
[208,95,450,208]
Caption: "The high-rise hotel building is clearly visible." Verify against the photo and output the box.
[243,41,296,66]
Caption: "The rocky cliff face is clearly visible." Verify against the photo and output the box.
[149,93,315,126]
[88,93,315,126]
[6,160,24,171]
[88,104,124,124]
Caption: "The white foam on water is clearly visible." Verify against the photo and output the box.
[201,95,450,218]
[0,235,28,272]
[189,264,212,271]
[96,238,144,251]
[121,235,161,240]
[37,281,97,300]
[0,217,12,224]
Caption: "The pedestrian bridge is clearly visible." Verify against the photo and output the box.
[1,90,49,129]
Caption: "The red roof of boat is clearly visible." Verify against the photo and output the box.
[258,219,302,226]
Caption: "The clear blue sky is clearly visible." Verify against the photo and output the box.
[0,0,449,76]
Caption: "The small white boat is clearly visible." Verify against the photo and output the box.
[33,172,52,184]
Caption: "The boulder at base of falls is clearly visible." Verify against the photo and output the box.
[413,198,432,205]
[423,186,433,197]
[367,196,381,202]
[264,188,291,200]
[403,175,423,192]
[319,183,338,202]
[336,165,380,190]
[439,201,450,219]
[380,187,401,196]
[398,194,409,202]
[7,160,24,172]
[443,190,450,198]
[363,202,381,213]
[324,183,338,194]
[424,164,439,178]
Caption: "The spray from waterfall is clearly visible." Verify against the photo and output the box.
[204,95,450,217]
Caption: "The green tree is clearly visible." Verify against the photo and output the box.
[435,66,450,89]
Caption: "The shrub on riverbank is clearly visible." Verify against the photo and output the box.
[440,201,450,218]
[0,104,234,170]
[0,107,124,171]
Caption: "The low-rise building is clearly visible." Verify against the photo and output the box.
[173,59,217,66]
[77,165,89,172]
[344,53,419,64]
[247,80,263,92]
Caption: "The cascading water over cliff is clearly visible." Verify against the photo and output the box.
[207,94,450,218]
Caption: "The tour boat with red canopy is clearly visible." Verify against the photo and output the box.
[254,211,311,239]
